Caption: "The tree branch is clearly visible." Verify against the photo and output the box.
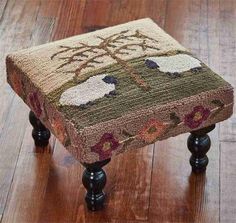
[71,53,109,76]
[51,45,89,59]
[97,30,130,47]
[57,58,83,69]
[52,29,159,90]
[114,41,159,56]
[55,45,107,70]
[114,43,140,55]
[104,30,160,54]
[51,43,102,60]
[131,30,159,43]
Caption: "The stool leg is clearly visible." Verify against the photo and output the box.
[187,124,215,173]
[82,159,110,211]
[29,111,51,147]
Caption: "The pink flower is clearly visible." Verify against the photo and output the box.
[91,133,119,160]
[29,92,42,118]
[184,106,210,129]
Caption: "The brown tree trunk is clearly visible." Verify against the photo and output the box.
[107,48,150,90]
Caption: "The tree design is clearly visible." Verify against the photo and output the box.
[51,30,160,90]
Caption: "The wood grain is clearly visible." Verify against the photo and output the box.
[52,0,86,40]
[1,124,54,223]
[0,0,235,222]
[218,0,236,142]
[0,0,45,216]
[0,0,55,221]
[218,1,236,222]
[0,97,28,217]
[220,142,236,222]
[150,0,220,222]
[81,0,167,32]
[149,130,220,223]
[35,143,153,223]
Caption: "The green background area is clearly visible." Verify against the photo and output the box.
[48,53,228,130]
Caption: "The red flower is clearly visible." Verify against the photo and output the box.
[51,117,67,144]
[28,92,42,118]
[9,72,24,97]
[184,106,210,129]
[138,119,167,143]
[91,133,119,160]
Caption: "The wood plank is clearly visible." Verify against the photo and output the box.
[52,0,86,40]
[0,0,84,222]
[0,0,44,136]
[149,130,220,222]
[0,0,11,136]
[207,0,221,73]
[0,0,38,85]
[104,146,153,221]
[0,0,56,221]
[0,97,29,217]
[218,0,236,142]
[220,141,236,222]
[1,124,54,223]
[0,0,7,15]
[148,0,220,222]
[0,86,14,135]
[0,1,87,222]
[81,0,167,32]
[0,0,46,217]
[218,2,236,222]
[0,0,53,134]
[165,0,208,59]
[37,142,154,223]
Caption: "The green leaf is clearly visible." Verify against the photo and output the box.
[122,130,133,137]
[170,112,181,125]
[211,99,224,108]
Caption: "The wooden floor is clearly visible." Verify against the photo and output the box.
[0,0,235,222]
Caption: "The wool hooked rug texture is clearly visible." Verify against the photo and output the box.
[6,18,234,163]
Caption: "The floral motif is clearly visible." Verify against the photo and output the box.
[9,72,24,97]
[51,117,68,144]
[28,92,42,118]
[138,119,167,143]
[184,105,210,129]
[91,133,119,160]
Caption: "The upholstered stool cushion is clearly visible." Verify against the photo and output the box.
[6,18,234,163]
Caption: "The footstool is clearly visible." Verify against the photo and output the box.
[6,18,234,211]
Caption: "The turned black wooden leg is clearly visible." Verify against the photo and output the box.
[187,124,215,173]
[29,111,51,147]
[82,159,110,211]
